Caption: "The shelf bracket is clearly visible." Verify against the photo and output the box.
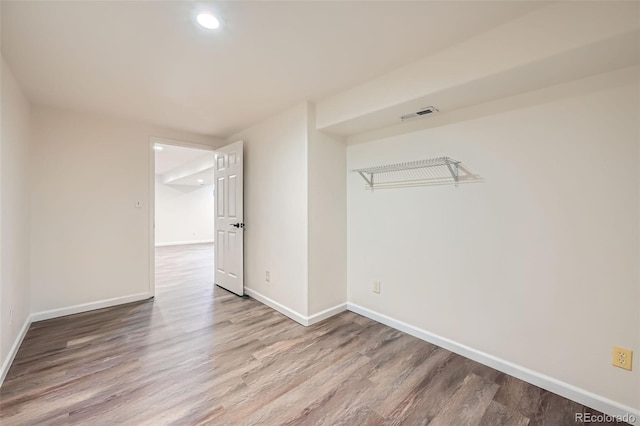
[444,159,459,186]
[358,171,374,189]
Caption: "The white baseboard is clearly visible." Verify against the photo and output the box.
[1,292,153,389]
[30,292,153,322]
[0,315,32,388]
[244,288,309,325]
[347,303,640,426]
[155,240,214,247]
[307,303,347,325]
[244,288,347,327]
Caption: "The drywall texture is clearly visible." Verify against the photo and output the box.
[347,69,640,409]
[155,178,215,245]
[0,56,31,368]
[307,106,347,315]
[30,106,221,313]
[230,103,310,316]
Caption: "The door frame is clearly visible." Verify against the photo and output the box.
[148,136,217,297]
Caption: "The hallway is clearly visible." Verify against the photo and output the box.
[155,243,214,288]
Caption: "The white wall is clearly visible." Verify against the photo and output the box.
[347,68,639,410]
[230,103,310,316]
[0,56,31,374]
[230,102,347,321]
[155,177,215,246]
[30,106,221,314]
[307,105,347,316]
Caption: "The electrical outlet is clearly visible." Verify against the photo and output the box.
[373,281,381,294]
[266,271,271,282]
[612,346,633,371]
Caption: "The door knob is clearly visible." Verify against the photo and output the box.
[231,223,245,229]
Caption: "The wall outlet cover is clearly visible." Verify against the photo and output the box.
[612,346,633,371]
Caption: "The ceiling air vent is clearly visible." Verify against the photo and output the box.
[401,106,439,122]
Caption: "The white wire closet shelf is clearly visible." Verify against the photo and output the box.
[351,157,482,190]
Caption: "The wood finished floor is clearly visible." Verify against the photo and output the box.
[0,244,622,425]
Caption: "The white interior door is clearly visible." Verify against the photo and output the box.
[214,140,244,296]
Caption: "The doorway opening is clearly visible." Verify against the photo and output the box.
[150,138,216,294]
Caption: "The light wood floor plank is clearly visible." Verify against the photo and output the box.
[0,244,624,425]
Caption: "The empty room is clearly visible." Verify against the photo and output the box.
[1,1,639,425]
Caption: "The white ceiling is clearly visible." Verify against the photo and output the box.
[155,143,216,186]
[1,1,543,138]
[154,143,213,175]
[167,168,216,187]
[321,30,640,137]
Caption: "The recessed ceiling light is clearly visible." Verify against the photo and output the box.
[197,179,204,184]
[197,13,220,30]
[153,145,164,151]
